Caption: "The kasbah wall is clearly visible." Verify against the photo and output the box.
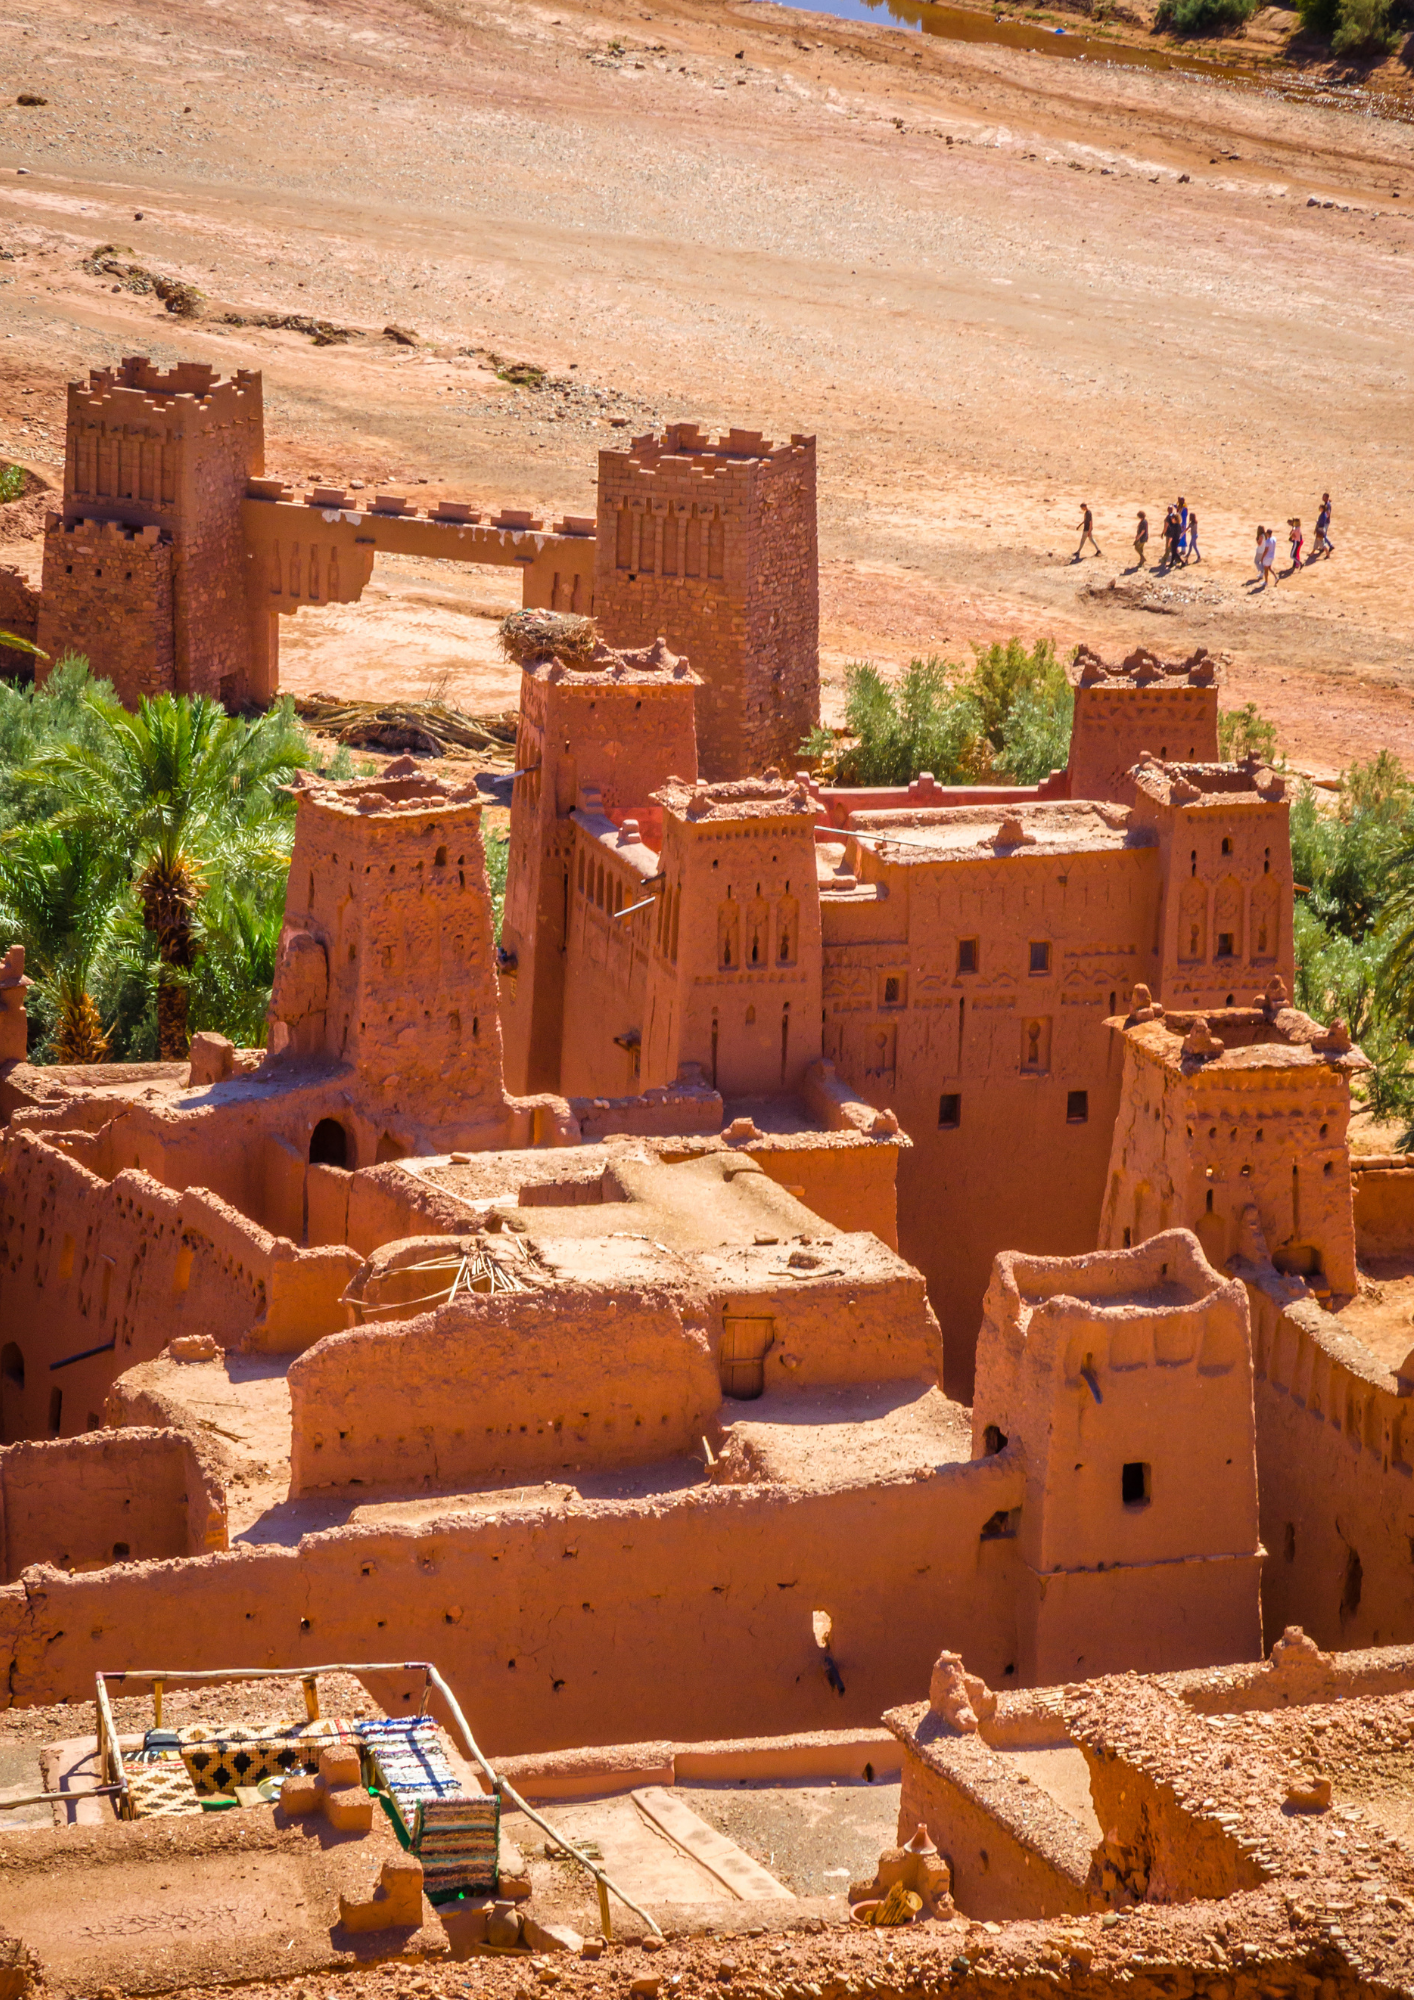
[8,348,1414,1750]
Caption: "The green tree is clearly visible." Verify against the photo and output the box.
[27,690,308,1058]
[0,822,122,1060]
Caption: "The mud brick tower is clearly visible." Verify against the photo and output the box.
[594,425,819,782]
[1065,645,1220,804]
[36,357,263,706]
[972,1230,1262,1682]
[267,765,507,1143]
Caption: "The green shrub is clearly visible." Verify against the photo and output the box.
[0,463,24,504]
[1218,702,1279,765]
[1297,0,1341,32]
[1157,0,1257,33]
[1332,0,1397,53]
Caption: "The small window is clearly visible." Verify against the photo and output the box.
[1216,932,1235,959]
[1029,941,1051,975]
[48,1387,62,1435]
[883,975,900,1006]
[1067,1090,1089,1124]
[957,938,978,974]
[1221,836,1232,856]
[1121,1461,1151,1508]
[982,1424,1007,1457]
[939,1093,961,1129]
[980,1508,1019,1541]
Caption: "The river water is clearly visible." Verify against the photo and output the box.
[749,0,1406,124]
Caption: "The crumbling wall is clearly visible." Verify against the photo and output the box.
[1246,1268,1414,1651]
[1352,1155,1414,1262]
[0,1461,1024,1743]
[887,1710,1093,1920]
[287,1283,723,1493]
[0,1134,356,1440]
[0,1425,226,1580]
[0,566,40,678]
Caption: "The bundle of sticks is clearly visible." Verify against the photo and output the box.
[292,693,517,761]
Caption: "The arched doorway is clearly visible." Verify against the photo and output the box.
[309,1118,350,1168]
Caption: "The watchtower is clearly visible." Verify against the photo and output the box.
[594,426,819,782]
[973,1230,1262,1682]
[36,356,263,706]
[267,764,505,1137]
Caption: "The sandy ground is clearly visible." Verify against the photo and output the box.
[0,0,1412,771]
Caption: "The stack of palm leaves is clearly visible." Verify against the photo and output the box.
[291,693,516,760]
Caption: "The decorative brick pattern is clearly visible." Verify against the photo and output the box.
[36,516,174,703]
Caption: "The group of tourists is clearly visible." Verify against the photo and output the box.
[1071,494,1336,584]
[1248,495,1336,589]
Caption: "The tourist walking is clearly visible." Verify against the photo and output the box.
[1288,518,1304,572]
[1176,497,1189,562]
[1134,510,1149,567]
[1263,526,1279,586]
[1313,492,1334,557]
[1251,525,1267,587]
[1075,502,1102,560]
[1185,510,1201,564]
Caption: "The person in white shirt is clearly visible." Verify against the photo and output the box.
[1263,529,1279,587]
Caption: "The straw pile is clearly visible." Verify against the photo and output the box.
[292,694,517,761]
[498,610,597,665]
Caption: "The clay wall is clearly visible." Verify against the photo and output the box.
[0,1455,1026,1744]
[268,772,506,1134]
[1130,764,1295,1013]
[593,427,819,780]
[641,781,824,1099]
[35,518,174,704]
[892,1727,1092,1920]
[499,653,698,1097]
[1245,1270,1414,1651]
[809,772,1070,827]
[1066,680,1219,806]
[1351,1154,1414,1262]
[288,1283,722,1494]
[0,1132,356,1442]
[0,1426,225,1581]
[822,821,1154,1399]
[1098,1013,1361,1296]
[48,357,264,704]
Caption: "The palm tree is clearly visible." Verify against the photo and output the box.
[27,692,305,1058]
[0,823,122,1061]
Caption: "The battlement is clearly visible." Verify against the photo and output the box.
[286,762,484,827]
[43,514,170,551]
[518,634,699,689]
[622,424,815,472]
[1131,756,1287,809]
[79,354,261,416]
[1071,643,1219,689]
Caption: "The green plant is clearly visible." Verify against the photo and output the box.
[21,683,309,1057]
[1332,0,1397,51]
[1157,0,1257,32]
[1218,703,1279,765]
[823,658,987,787]
[0,463,24,504]
[1296,0,1341,31]
[0,822,123,1060]
[485,829,510,945]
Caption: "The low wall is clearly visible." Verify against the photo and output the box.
[1245,1263,1414,1651]
[1352,1154,1414,1262]
[0,1134,359,1440]
[886,1706,1092,1921]
[808,771,1068,829]
[287,1282,722,1494]
[0,1460,1025,1747]
[0,1427,226,1581]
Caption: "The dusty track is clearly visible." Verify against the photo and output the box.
[1,0,1411,771]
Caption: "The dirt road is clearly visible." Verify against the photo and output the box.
[1,0,1411,772]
